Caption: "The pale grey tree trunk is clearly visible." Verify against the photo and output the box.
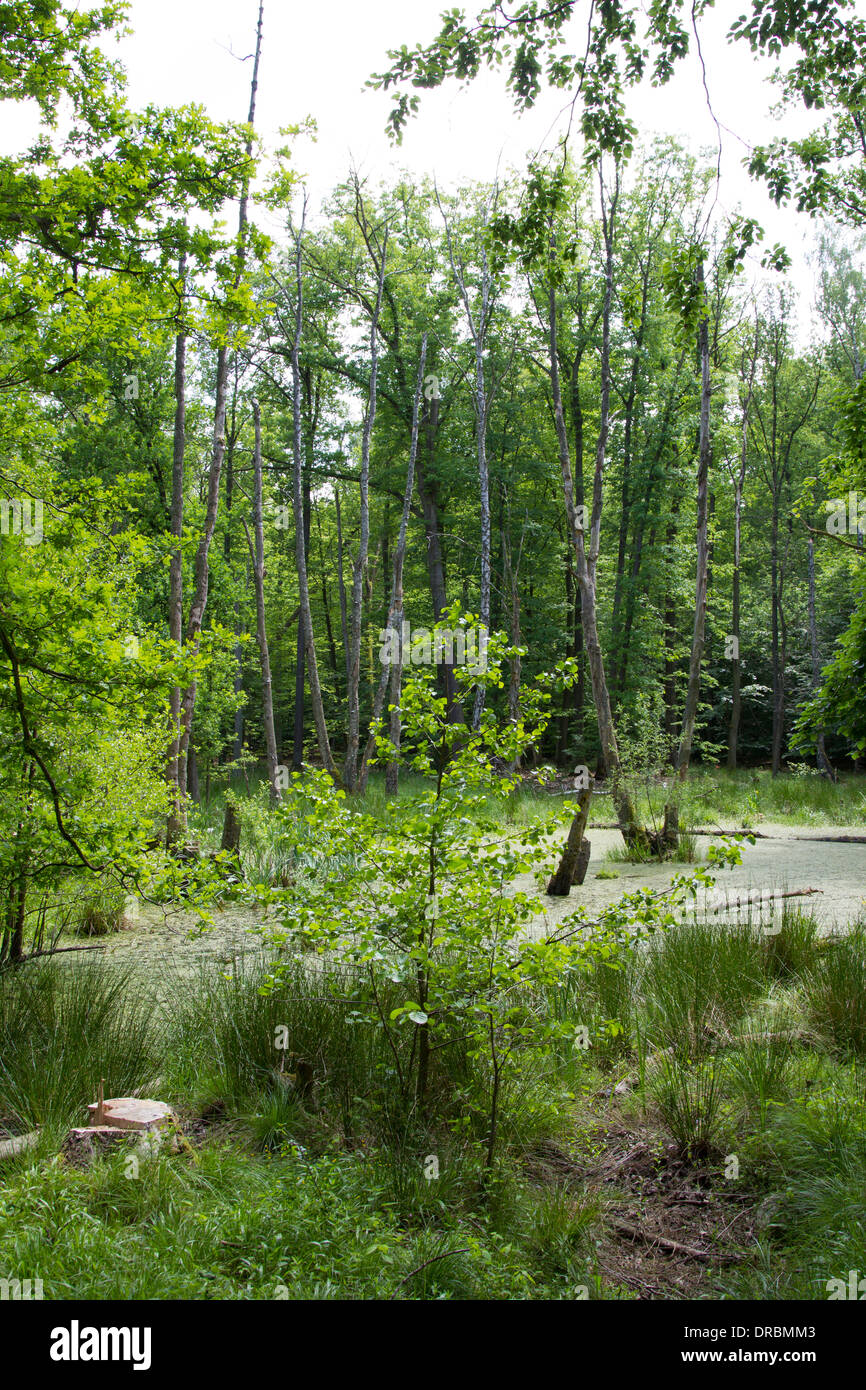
[244,399,280,804]
[344,229,387,791]
[166,256,187,847]
[547,167,646,852]
[359,338,428,791]
[673,259,712,783]
[290,209,339,780]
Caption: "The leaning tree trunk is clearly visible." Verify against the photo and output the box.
[547,784,593,895]
[546,174,647,854]
[244,400,280,804]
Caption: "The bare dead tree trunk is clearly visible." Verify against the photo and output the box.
[345,222,387,792]
[243,400,280,804]
[438,185,496,730]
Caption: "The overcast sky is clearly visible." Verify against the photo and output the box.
[113,0,857,307]
[4,1,864,310]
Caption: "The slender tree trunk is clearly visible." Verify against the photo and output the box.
[807,534,835,779]
[673,260,712,783]
[345,233,386,791]
[727,344,755,769]
[416,400,461,722]
[334,484,350,682]
[244,400,280,804]
[292,452,312,770]
[546,173,646,851]
[290,209,339,780]
[360,338,428,790]
[166,261,187,847]
[176,3,263,813]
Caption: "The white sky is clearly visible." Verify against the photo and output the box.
[2,0,864,309]
[112,0,859,307]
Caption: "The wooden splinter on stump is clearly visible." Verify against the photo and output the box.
[547,785,593,896]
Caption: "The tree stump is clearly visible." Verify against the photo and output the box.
[547,786,593,896]
[572,836,591,886]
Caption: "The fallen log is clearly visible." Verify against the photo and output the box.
[0,1130,39,1161]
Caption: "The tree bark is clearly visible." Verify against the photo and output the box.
[166,260,187,847]
[244,399,280,804]
[547,785,593,895]
[546,168,646,852]
[360,337,428,790]
[290,209,339,780]
[345,226,386,791]
[673,259,712,783]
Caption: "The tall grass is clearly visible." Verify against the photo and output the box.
[804,930,866,1056]
[0,957,160,1133]
[634,920,766,1057]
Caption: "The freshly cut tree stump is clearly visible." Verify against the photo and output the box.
[86,1097,176,1131]
[62,1127,136,1168]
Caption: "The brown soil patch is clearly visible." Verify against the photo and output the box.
[524,1110,758,1299]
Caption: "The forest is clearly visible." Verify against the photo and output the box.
[1,0,865,1320]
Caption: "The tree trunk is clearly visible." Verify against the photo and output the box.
[807,535,835,779]
[546,171,646,852]
[673,260,712,783]
[290,211,339,780]
[547,785,593,895]
[176,3,263,816]
[345,232,386,791]
[359,338,428,790]
[244,400,280,804]
[291,450,312,770]
[166,265,187,848]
